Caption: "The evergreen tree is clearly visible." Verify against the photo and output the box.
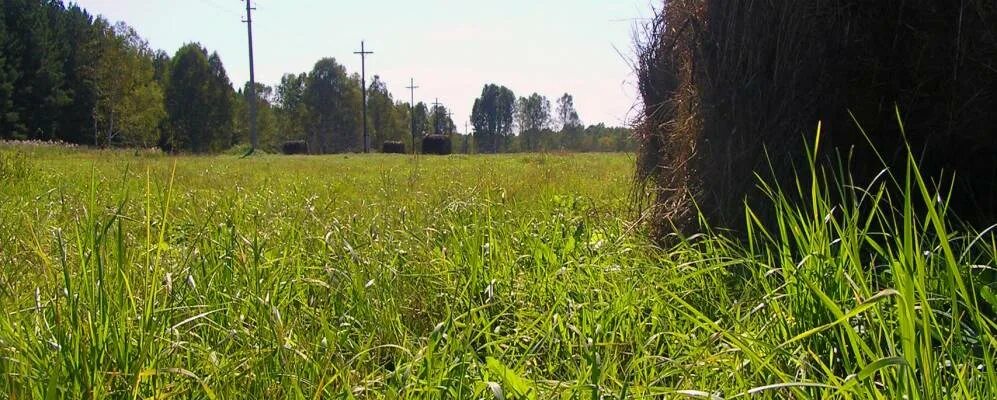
[4,0,70,139]
[165,43,232,153]
[151,50,171,148]
[206,52,234,149]
[57,5,102,144]
[0,6,16,139]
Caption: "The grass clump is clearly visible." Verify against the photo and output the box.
[0,150,32,182]
[0,147,994,398]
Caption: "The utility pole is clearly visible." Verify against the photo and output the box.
[406,78,419,154]
[464,121,470,154]
[354,41,374,153]
[242,0,258,153]
[431,98,442,135]
[446,111,454,135]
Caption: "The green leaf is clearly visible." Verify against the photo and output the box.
[486,357,535,400]
[858,357,908,381]
[981,286,997,309]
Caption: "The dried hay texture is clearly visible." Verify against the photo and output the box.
[636,0,997,240]
[422,135,453,155]
[281,140,309,155]
[381,141,406,154]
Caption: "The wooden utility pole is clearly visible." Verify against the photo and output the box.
[242,0,258,152]
[354,41,374,153]
[446,111,454,135]
[464,121,470,154]
[431,98,442,135]
[406,78,419,154]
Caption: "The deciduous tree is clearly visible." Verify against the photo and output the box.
[95,21,164,147]
[515,93,550,151]
[470,84,515,153]
[303,58,362,153]
[367,75,405,149]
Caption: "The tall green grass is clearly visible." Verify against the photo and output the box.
[0,145,993,398]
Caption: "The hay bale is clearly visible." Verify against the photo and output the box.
[637,0,997,239]
[421,135,452,155]
[280,140,309,155]
[381,141,406,154]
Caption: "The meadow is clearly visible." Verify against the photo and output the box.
[1,145,995,398]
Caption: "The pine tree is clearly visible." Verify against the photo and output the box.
[0,6,17,139]
[165,43,214,152]
[58,5,102,144]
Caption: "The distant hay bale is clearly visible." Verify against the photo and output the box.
[636,0,997,240]
[421,135,452,155]
[381,141,406,154]
[281,140,309,155]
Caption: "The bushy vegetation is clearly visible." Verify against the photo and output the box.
[0,145,994,398]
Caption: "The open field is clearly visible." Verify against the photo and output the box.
[1,146,995,398]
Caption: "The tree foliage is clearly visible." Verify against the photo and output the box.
[234,82,277,151]
[274,72,307,145]
[58,4,103,144]
[0,1,632,154]
[471,84,515,153]
[367,75,406,149]
[303,58,361,154]
[411,102,429,138]
[95,21,164,147]
[556,93,582,131]
[430,102,456,136]
[2,0,70,140]
[164,43,233,153]
[516,93,551,152]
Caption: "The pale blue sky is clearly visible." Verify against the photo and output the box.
[73,0,654,130]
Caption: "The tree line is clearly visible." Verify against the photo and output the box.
[469,85,634,153]
[0,0,634,154]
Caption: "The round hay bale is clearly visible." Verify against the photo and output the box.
[421,135,452,155]
[637,0,997,240]
[280,140,309,155]
[381,141,406,154]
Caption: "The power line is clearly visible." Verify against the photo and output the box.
[354,41,374,153]
[195,0,240,18]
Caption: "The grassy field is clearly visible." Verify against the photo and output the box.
[1,145,995,398]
